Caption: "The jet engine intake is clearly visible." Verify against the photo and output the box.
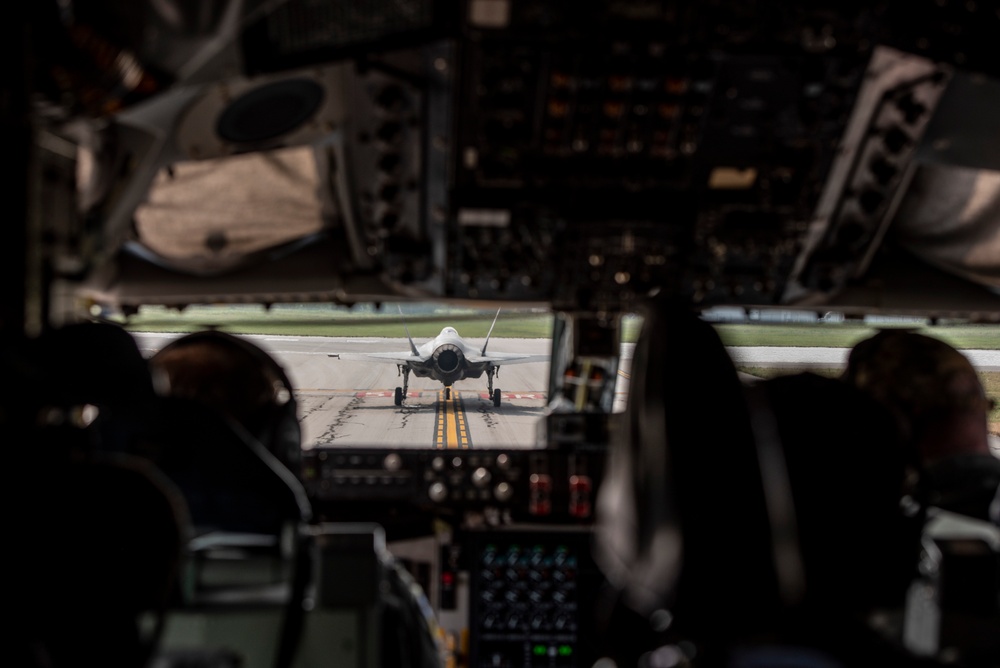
[433,344,463,374]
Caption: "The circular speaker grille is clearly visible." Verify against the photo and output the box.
[216,79,324,144]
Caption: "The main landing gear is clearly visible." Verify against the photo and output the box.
[487,368,501,407]
[395,366,411,406]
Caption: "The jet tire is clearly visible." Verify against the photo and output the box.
[394,387,403,406]
[492,388,501,407]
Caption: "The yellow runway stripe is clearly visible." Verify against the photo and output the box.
[455,393,470,449]
[435,390,471,449]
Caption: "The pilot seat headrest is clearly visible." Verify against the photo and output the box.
[149,329,302,474]
[595,298,779,643]
[4,322,156,457]
[843,329,993,464]
[756,372,921,612]
[595,299,924,656]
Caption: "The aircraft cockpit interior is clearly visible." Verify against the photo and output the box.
[5,2,1000,667]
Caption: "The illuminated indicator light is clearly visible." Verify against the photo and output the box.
[529,474,552,516]
[533,645,547,656]
[657,103,679,119]
[559,645,573,656]
[547,100,569,118]
[569,474,593,518]
[708,167,758,190]
[665,78,687,94]
[603,102,625,118]
[550,72,571,88]
[442,571,455,586]
[608,75,632,92]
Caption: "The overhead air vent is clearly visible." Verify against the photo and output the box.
[216,79,324,144]
[176,64,347,160]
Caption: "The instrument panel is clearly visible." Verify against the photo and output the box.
[303,444,604,525]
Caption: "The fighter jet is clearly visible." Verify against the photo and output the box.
[330,309,548,406]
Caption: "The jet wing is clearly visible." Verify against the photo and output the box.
[466,353,549,365]
[330,352,430,365]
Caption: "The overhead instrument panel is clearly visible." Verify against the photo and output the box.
[436,1,876,311]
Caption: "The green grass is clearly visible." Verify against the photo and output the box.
[982,373,1000,426]
[715,322,1000,349]
[115,304,554,339]
[115,305,1000,350]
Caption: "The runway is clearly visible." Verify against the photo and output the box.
[135,333,557,449]
[132,333,1000,450]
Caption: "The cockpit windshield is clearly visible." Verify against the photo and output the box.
[119,302,562,448]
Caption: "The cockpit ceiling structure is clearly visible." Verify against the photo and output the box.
[37,1,1000,319]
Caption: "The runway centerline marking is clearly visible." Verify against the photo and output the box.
[435,390,471,449]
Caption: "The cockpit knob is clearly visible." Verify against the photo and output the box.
[494,482,513,502]
[428,481,448,503]
[383,453,402,471]
[472,467,492,488]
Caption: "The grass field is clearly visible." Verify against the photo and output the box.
[116,304,999,348]
[115,304,555,339]
[714,322,1000,350]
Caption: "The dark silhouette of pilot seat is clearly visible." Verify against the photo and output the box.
[144,330,443,668]
[840,329,1000,665]
[594,300,939,668]
[135,397,313,668]
[5,312,435,668]
[916,455,1000,666]
[5,327,188,668]
[593,300,780,665]
[17,452,189,668]
[746,372,937,667]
